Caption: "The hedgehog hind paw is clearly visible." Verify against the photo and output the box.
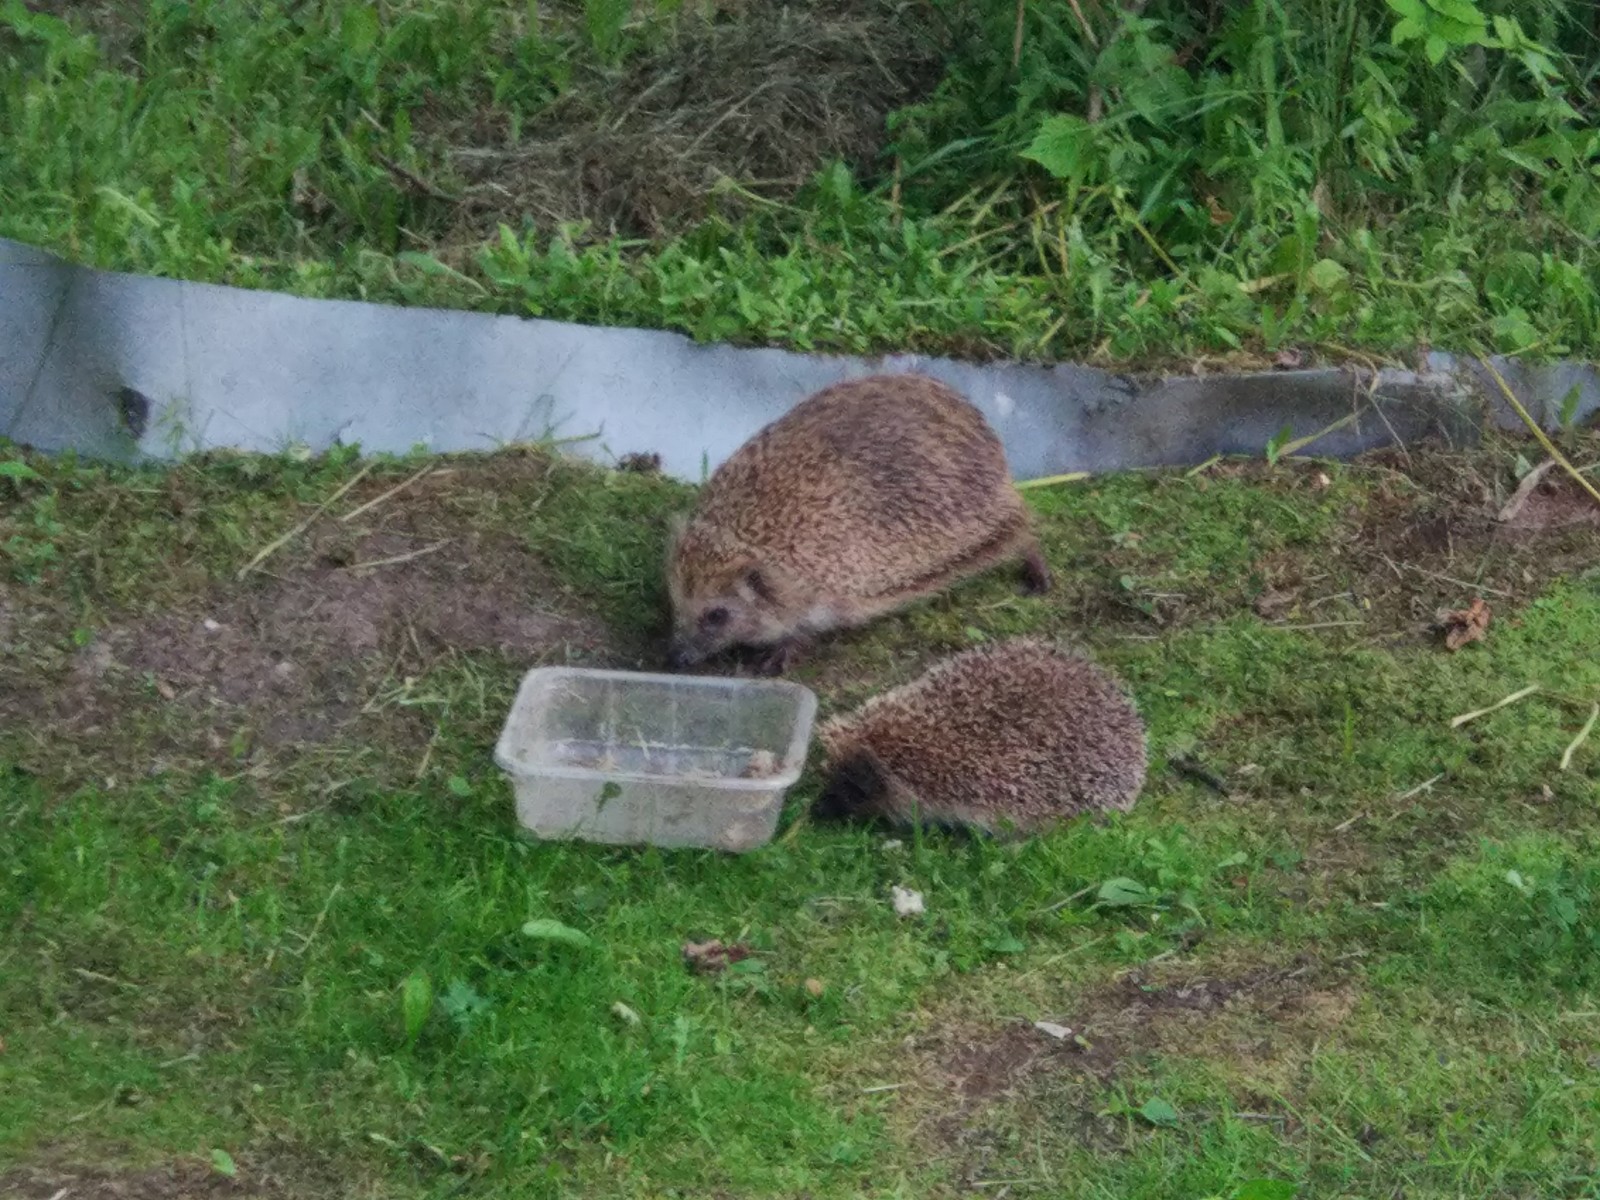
[753,639,808,676]
[1019,544,1052,594]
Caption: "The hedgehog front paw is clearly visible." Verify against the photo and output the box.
[755,640,807,676]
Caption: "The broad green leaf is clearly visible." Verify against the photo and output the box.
[0,460,41,482]
[1096,877,1155,906]
[1139,1096,1180,1126]
[340,5,379,56]
[1306,258,1349,293]
[401,971,434,1042]
[522,918,593,948]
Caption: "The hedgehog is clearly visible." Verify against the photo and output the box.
[664,373,1048,674]
[810,639,1147,837]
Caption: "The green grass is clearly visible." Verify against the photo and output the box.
[3,433,1600,1196]
[4,0,1600,362]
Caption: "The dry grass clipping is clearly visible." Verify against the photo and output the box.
[432,0,945,240]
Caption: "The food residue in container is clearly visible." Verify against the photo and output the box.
[742,749,780,778]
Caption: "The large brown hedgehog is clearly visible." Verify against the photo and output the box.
[811,639,1147,836]
[665,373,1048,674]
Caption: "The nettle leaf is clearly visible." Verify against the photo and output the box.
[1425,0,1486,30]
[1391,16,1423,45]
[1022,115,1096,183]
[1096,877,1157,907]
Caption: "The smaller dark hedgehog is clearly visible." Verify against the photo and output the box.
[812,639,1146,836]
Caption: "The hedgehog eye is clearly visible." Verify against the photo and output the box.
[700,607,729,630]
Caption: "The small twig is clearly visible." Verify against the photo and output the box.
[339,463,436,522]
[1169,755,1231,797]
[1265,620,1364,631]
[374,150,460,202]
[72,967,141,990]
[1394,773,1445,802]
[344,540,451,572]
[1450,684,1540,729]
[290,882,342,957]
[1561,704,1599,771]
[1403,564,1515,600]
[1011,0,1026,68]
[1331,811,1365,833]
[861,1083,909,1094]
[972,1181,1044,1190]
[1478,356,1600,511]
[1065,0,1099,46]
[1032,884,1099,916]
[415,724,441,780]
[237,463,375,581]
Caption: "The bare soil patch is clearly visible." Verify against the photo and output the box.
[51,527,607,761]
[430,0,945,240]
[0,460,630,783]
[1210,453,1600,645]
[0,1154,330,1200]
[897,953,1358,1175]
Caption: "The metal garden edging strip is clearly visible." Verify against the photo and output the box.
[3,237,1596,482]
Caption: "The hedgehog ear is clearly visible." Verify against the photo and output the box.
[665,513,692,565]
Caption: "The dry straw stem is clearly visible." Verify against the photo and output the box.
[1449,683,1540,729]
[1274,410,1360,460]
[1561,703,1598,771]
[345,540,452,572]
[1015,471,1090,491]
[1497,458,1559,523]
[433,3,941,241]
[1477,355,1600,511]
[339,463,438,523]
[236,462,375,581]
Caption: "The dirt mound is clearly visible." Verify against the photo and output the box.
[434,0,945,239]
[49,526,612,766]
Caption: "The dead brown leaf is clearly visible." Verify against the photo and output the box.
[1253,588,1297,620]
[1439,598,1491,651]
[682,939,752,975]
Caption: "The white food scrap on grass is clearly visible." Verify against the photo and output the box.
[891,886,925,918]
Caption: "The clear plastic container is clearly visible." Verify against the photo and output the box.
[493,667,818,852]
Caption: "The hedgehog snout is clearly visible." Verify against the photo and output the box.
[664,636,706,670]
[811,751,888,823]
